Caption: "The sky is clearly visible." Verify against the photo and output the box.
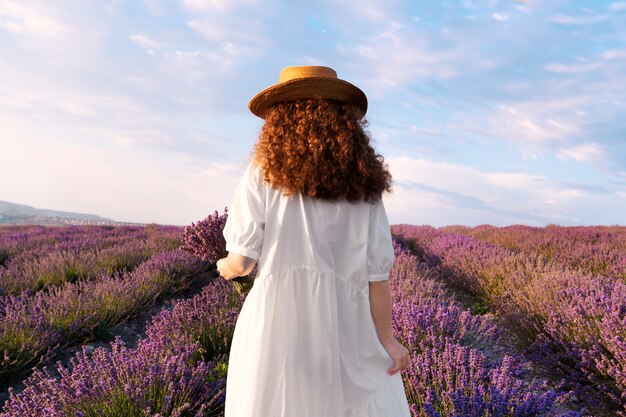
[1,0,625,227]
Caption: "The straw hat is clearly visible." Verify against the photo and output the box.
[248,65,368,119]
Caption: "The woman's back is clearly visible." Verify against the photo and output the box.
[223,162,408,417]
[246,163,393,289]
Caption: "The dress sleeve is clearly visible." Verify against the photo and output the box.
[222,162,266,261]
[367,198,395,282]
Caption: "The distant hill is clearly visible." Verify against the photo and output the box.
[0,200,143,226]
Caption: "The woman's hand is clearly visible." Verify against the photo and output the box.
[216,257,237,280]
[217,253,257,280]
[381,337,410,376]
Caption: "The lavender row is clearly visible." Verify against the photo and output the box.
[0,225,183,295]
[0,270,240,416]
[0,224,179,261]
[0,215,583,417]
[393,224,626,413]
[1,336,226,417]
[389,244,582,416]
[441,224,626,281]
[0,249,208,382]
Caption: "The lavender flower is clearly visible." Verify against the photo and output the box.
[0,249,207,382]
[1,337,225,417]
[393,224,626,414]
[181,209,254,296]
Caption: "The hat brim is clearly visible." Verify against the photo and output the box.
[248,77,368,119]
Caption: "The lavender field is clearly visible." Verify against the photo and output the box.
[0,218,624,416]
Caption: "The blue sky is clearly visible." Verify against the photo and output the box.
[1,0,625,227]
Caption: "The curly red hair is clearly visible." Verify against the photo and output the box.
[252,99,392,202]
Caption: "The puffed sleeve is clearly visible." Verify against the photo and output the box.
[222,162,266,261]
[367,198,394,281]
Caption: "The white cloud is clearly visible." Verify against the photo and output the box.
[180,0,269,55]
[186,20,228,41]
[57,99,98,117]
[603,49,626,59]
[383,156,601,226]
[544,62,602,74]
[130,34,162,50]
[483,171,549,190]
[520,147,541,160]
[551,13,608,25]
[463,0,479,9]
[341,22,459,93]
[0,1,71,39]
[184,18,267,56]
[181,0,256,12]
[486,101,582,145]
[492,13,509,21]
[142,0,169,16]
[514,2,530,13]
[610,2,626,11]
[557,142,606,162]
[408,125,441,136]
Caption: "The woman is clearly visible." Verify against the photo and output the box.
[217,65,411,417]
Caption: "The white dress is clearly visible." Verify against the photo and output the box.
[223,161,411,417]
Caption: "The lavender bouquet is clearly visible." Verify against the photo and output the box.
[181,208,255,295]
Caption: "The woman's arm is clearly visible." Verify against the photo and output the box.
[368,280,395,343]
[369,279,410,375]
[216,252,257,279]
